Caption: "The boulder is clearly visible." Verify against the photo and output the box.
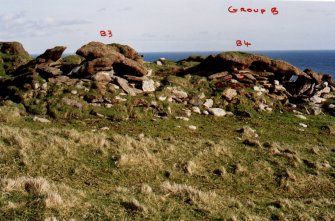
[222,88,237,101]
[203,99,214,109]
[188,51,309,82]
[208,108,226,117]
[76,42,147,77]
[108,43,143,62]
[0,42,31,75]
[36,46,67,63]
[142,79,155,92]
[238,126,258,139]
[37,66,63,78]
[115,76,138,96]
[93,71,113,82]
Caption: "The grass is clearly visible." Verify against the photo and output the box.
[0,57,334,220]
[0,107,334,220]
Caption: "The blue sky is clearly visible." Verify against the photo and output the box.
[1,0,335,53]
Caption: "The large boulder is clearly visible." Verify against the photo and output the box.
[189,52,309,81]
[0,42,31,75]
[36,46,67,63]
[108,43,143,62]
[76,42,147,77]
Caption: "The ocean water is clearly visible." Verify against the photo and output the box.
[141,50,335,77]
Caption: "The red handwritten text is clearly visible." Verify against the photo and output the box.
[228,6,279,15]
[236,40,252,47]
[100,30,113,38]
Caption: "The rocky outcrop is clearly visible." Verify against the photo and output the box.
[36,46,67,63]
[0,42,31,75]
[0,42,334,121]
[75,41,147,77]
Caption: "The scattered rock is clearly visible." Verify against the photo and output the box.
[36,46,67,63]
[295,115,307,120]
[203,99,214,109]
[222,88,237,101]
[33,116,51,123]
[175,116,189,121]
[238,126,259,138]
[208,72,228,80]
[192,106,201,114]
[171,88,188,99]
[208,108,226,117]
[115,77,138,96]
[188,125,197,130]
[299,123,308,128]
[142,79,155,92]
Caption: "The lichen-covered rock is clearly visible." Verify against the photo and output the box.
[0,42,31,75]
[190,51,309,80]
[108,43,143,62]
[76,42,147,77]
[36,46,67,63]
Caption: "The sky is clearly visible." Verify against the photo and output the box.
[1,0,335,54]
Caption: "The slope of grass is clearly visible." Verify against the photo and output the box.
[0,108,334,220]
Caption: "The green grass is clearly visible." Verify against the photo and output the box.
[0,107,334,220]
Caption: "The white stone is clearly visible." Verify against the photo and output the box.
[222,88,237,101]
[226,111,234,116]
[310,95,325,104]
[94,71,112,82]
[100,127,109,131]
[188,125,197,130]
[96,113,105,118]
[112,84,120,90]
[274,80,280,86]
[33,82,40,90]
[172,88,188,99]
[299,123,308,128]
[159,57,166,61]
[146,69,153,77]
[253,86,261,92]
[150,101,158,107]
[329,104,335,109]
[105,103,113,108]
[296,115,307,120]
[158,96,167,101]
[115,96,127,102]
[156,61,163,66]
[259,103,267,111]
[203,99,214,109]
[41,83,48,90]
[192,106,201,114]
[33,116,50,123]
[208,108,226,117]
[176,116,189,121]
[184,109,192,117]
[71,90,78,95]
[317,86,331,96]
[199,92,206,99]
[203,110,209,115]
[142,79,155,92]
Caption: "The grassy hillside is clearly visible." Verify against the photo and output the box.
[0,105,334,220]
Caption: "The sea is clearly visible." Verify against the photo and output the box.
[141,50,335,78]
